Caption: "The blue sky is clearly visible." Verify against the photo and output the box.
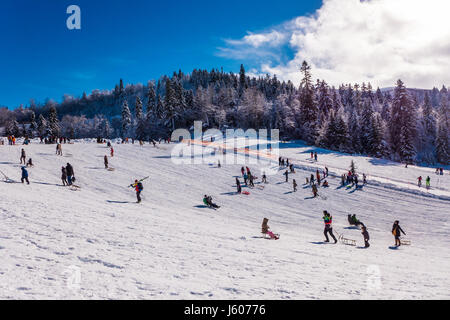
[0,0,322,108]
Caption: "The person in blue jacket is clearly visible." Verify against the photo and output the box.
[21,167,30,184]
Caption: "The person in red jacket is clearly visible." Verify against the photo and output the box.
[323,211,337,243]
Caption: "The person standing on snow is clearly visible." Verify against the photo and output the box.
[417,176,422,187]
[262,171,267,184]
[293,179,298,192]
[110,147,114,157]
[392,220,406,246]
[104,155,109,169]
[20,149,26,164]
[61,166,68,186]
[323,211,337,243]
[314,152,318,161]
[131,179,144,203]
[361,226,370,248]
[236,178,242,194]
[426,176,431,189]
[66,163,74,186]
[21,166,30,184]
[284,170,289,182]
[312,183,319,197]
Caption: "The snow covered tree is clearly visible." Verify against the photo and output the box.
[121,100,132,138]
[298,61,318,144]
[37,114,47,137]
[47,106,60,137]
[435,90,449,164]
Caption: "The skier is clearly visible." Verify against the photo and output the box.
[361,226,370,248]
[203,195,220,209]
[261,218,279,240]
[236,178,242,194]
[104,155,109,169]
[392,220,406,247]
[61,166,68,186]
[21,167,29,184]
[322,211,337,243]
[311,183,318,198]
[417,176,422,187]
[132,179,144,203]
[66,163,74,186]
[293,179,298,192]
[284,170,289,182]
[426,176,431,190]
[20,149,26,164]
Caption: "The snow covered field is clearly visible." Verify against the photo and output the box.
[0,139,449,299]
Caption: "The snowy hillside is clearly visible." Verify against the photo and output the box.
[0,139,449,299]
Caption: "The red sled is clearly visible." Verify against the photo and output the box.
[242,191,250,195]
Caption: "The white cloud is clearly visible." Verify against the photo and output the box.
[219,0,450,89]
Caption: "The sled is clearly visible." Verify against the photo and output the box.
[262,232,280,240]
[107,168,115,171]
[400,239,411,245]
[257,185,265,190]
[69,185,81,191]
[242,191,250,195]
[338,234,356,246]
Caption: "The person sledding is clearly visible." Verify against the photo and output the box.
[322,180,329,187]
[348,214,364,227]
[203,195,220,209]
[323,211,337,243]
[261,218,279,240]
[392,220,406,246]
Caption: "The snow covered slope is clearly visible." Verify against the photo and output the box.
[0,140,449,299]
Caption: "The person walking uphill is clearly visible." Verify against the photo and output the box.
[392,220,406,246]
[132,179,144,203]
[61,166,68,186]
[21,167,30,184]
[66,163,74,186]
[323,211,337,243]
[20,149,26,164]
[361,226,370,248]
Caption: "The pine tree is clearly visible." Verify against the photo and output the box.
[47,106,60,137]
[121,100,132,138]
[435,91,449,164]
[135,96,147,140]
[38,114,47,137]
[238,64,247,97]
[298,61,318,144]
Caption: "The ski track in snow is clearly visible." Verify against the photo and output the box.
[0,139,449,299]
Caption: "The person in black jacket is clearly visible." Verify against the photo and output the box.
[235,178,241,194]
[362,226,370,248]
[392,220,406,246]
[66,163,74,185]
[61,166,68,186]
